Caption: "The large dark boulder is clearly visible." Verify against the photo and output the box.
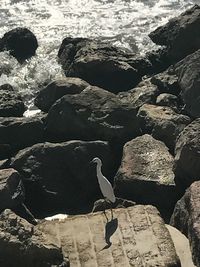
[0,115,45,153]
[11,140,117,216]
[34,77,90,112]
[0,27,38,61]
[174,119,200,189]
[114,134,179,212]
[0,209,68,267]
[149,5,200,63]
[137,104,191,152]
[0,90,25,117]
[58,38,142,92]
[46,86,140,143]
[173,49,200,118]
[170,181,200,267]
[0,168,24,212]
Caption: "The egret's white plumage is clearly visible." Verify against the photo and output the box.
[91,157,116,203]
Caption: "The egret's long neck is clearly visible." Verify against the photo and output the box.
[96,162,102,181]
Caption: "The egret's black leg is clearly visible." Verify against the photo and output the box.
[110,201,114,220]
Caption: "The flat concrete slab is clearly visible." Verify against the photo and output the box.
[39,205,181,267]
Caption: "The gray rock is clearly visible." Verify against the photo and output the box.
[170,181,200,267]
[0,168,24,212]
[0,115,45,153]
[173,49,200,118]
[46,86,140,142]
[137,104,191,152]
[149,5,200,62]
[0,209,68,267]
[117,78,159,108]
[11,140,117,216]
[0,27,38,61]
[151,69,180,95]
[0,90,25,117]
[174,118,200,189]
[92,197,136,212]
[114,134,179,210]
[156,93,179,111]
[34,77,90,112]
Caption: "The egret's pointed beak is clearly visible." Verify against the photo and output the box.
[90,159,95,165]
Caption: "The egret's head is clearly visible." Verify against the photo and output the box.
[91,157,102,165]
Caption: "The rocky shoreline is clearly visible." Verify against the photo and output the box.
[0,4,200,267]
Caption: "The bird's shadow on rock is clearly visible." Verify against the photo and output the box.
[101,218,118,250]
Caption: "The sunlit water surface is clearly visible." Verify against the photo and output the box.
[0,0,198,115]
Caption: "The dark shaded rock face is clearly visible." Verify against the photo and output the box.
[137,104,191,152]
[117,78,159,108]
[46,86,140,143]
[149,5,200,63]
[11,140,117,216]
[0,209,68,267]
[174,119,200,190]
[0,27,38,61]
[173,49,200,118]
[170,181,200,267]
[0,90,25,117]
[0,168,24,212]
[58,38,141,92]
[0,144,12,160]
[34,77,90,112]
[114,134,179,211]
[0,116,45,153]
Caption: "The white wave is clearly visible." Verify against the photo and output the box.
[0,0,197,113]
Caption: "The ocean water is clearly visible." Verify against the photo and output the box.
[0,0,198,115]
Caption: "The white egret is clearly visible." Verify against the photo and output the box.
[91,157,116,220]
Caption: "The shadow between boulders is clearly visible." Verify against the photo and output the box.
[102,218,118,250]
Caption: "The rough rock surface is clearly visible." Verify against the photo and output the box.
[173,49,200,118]
[11,140,117,216]
[34,77,90,112]
[39,205,181,267]
[156,93,179,111]
[0,168,24,212]
[150,69,180,95]
[174,118,200,189]
[114,134,178,210]
[170,181,200,267]
[0,84,14,91]
[0,209,68,267]
[137,104,191,152]
[117,78,159,108]
[46,86,140,142]
[0,115,45,153]
[0,27,38,61]
[92,197,136,212]
[0,90,25,117]
[58,38,142,92]
[149,5,200,62]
